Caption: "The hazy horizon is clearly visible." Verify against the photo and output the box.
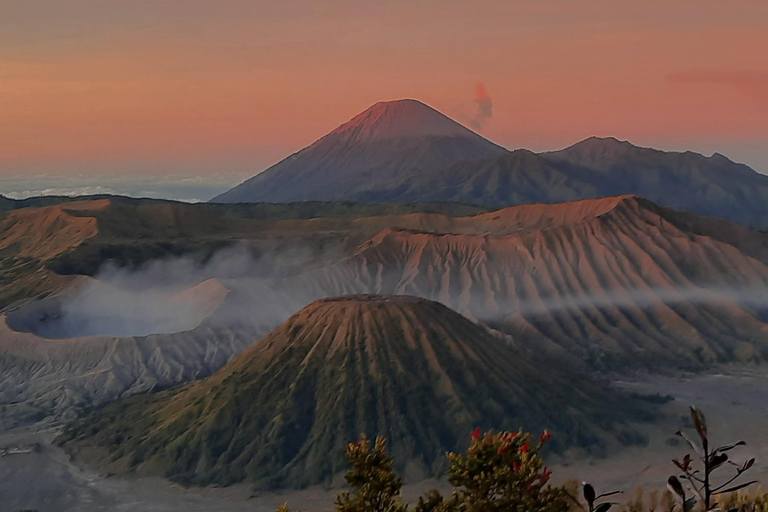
[2,130,766,202]
[2,0,766,183]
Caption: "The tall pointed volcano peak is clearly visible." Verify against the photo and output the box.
[211,98,506,203]
[328,98,486,143]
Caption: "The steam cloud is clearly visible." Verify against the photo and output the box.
[13,244,333,339]
[470,82,493,129]
[508,285,768,318]
[11,240,768,340]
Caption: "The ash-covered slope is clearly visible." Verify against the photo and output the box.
[0,278,264,429]
[296,196,768,368]
[211,99,508,203]
[62,295,647,488]
[0,198,496,429]
[6,195,768,437]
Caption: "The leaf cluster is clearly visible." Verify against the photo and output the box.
[667,407,756,511]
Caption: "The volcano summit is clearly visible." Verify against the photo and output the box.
[212,99,508,203]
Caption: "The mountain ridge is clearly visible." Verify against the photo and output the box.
[293,195,768,368]
[211,99,768,227]
[4,194,768,432]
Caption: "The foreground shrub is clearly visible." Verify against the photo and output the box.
[667,407,756,511]
[279,428,570,512]
[278,434,407,512]
[278,407,763,512]
[432,428,570,512]
[334,435,408,512]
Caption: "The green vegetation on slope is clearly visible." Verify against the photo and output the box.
[60,296,653,489]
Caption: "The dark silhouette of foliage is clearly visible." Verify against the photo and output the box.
[278,406,763,512]
[667,407,756,511]
[580,482,622,512]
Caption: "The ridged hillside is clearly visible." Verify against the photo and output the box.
[295,196,768,368]
[543,137,768,227]
[0,200,105,261]
[62,296,648,488]
[6,195,768,434]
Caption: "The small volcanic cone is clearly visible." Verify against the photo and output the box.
[63,295,646,488]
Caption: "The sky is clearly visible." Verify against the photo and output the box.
[1,0,767,200]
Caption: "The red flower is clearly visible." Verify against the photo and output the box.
[497,446,506,454]
[541,467,552,482]
[519,443,530,453]
[539,430,551,442]
[513,461,521,471]
[471,427,482,440]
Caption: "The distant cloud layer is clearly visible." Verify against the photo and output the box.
[0,174,249,203]
[5,186,119,199]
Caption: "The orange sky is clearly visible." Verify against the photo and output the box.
[1,0,767,176]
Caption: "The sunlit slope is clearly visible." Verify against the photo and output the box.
[4,194,768,432]
[0,200,107,308]
[297,196,768,367]
[0,197,488,309]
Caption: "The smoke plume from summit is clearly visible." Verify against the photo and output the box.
[470,82,493,129]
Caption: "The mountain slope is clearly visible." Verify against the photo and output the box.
[0,200,105,261]
[342,138,768,228]
[214,95,768,227]
[542,137,768,227]
[293,196,768,368]
[211,99,508,203]
[348,149,601,205]
[0,311,261,430]
[6,195,768,435]
[62,295,648,488]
